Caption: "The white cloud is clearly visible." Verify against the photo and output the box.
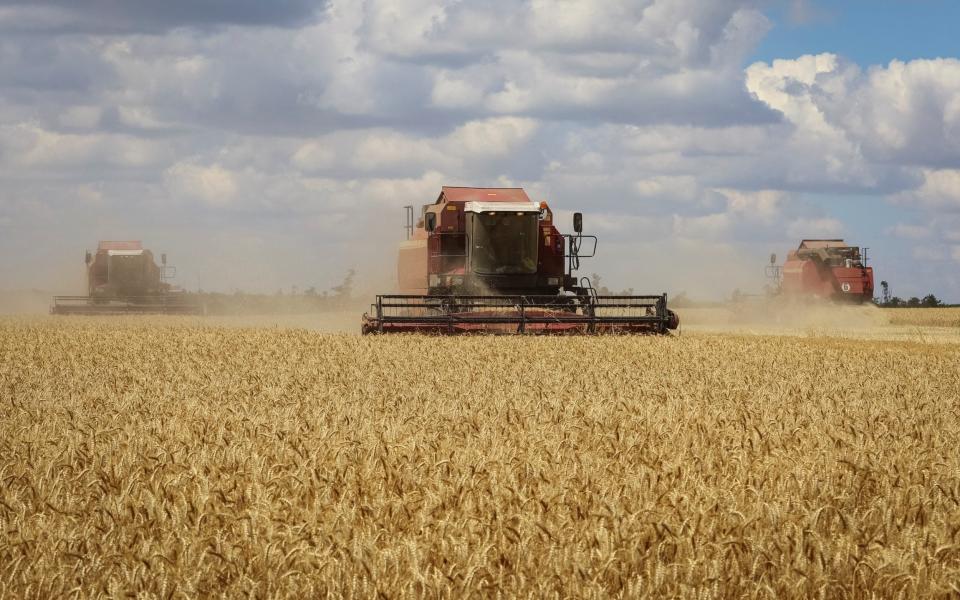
[290,141,337,171]
[889,169,960,210]
[164,163,238,207]
[887,224,931,239]
[747,54,960,177]
[350,132,452,173]
[446,117,538,157]
[58,106,102,129]
[912,246,946,261]
[634,176,701,202]
[673,213,731,239]
[430,72,487,109]
[786,217,843,238]
[292,117,538,176]
[833,59,960,166]
[717,189,786,222]
[0,124,170,170]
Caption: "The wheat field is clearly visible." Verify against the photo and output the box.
[2,316,960,598]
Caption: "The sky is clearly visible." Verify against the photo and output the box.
[1,0,959,301]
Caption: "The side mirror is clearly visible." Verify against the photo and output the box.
[85,251,92,265]
[769,253,777,265]
[573,212,583,234]
[425,212,436,232]
[161,253,167,266]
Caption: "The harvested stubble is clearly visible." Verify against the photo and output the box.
[1,319,960,598]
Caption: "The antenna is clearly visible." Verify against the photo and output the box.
[403,205,414,240]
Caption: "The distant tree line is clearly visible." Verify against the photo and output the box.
[877,280,951,308]
[879,294,945,308]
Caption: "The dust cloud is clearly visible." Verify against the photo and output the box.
[595,238,775,303]
[678,301,891,334]
[0,198,914,340]
[0,200,406,328]
[0,290,58,315]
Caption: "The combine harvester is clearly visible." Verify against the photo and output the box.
[51,241,202,315]
[362,187,679,335]
[766,239,875,303]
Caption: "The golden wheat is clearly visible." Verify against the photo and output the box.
[1,318,959,598]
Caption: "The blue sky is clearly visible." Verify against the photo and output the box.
[0,0,958,302]
[756,1,960,68]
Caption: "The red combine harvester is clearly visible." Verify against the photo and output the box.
[770,239,874,303]
[362,186,679,334]
[51,241,201,315]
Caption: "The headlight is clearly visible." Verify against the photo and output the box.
[449,275,464,286]
[547,277,560,286]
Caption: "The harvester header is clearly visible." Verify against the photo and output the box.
[362,186,679,334]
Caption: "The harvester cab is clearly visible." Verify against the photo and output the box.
[362,186,679,334]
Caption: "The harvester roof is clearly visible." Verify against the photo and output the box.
[798,239,850,250]
[98,241,143,251]
[464,201,540,213]
[437,187,531,204]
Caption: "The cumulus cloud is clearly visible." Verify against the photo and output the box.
[830,59,960,168]
[353,0,781,127]
[0,1,326,33]
[786,217,843,238]
[1,1,960,298]
[0,123,171,173]
[912,246,947,261]
[719,189,786,223]
[163,163,238,207]
[887,224,931,240]
[291,116,539,178]
[746,54,960,183]
[889,169,960,210]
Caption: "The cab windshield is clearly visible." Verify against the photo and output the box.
[470,212,538,274]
